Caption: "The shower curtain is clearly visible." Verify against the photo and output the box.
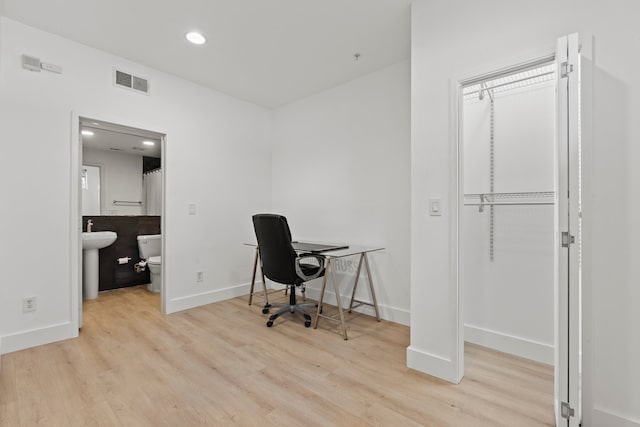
[143,169,162,216]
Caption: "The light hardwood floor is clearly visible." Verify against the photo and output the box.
[0,286,554,426]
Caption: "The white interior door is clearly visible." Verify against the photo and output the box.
[555,32,581,427]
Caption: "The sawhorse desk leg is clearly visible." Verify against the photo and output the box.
[248,247,269,307]
[348,253,381,321]
[313,253,381,340]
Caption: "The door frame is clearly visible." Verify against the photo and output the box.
[70,112,168,332]
[451,36,581,425]
[451,51,557,381]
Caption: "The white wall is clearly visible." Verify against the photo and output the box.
[82,147,143,215]
[462,82,555,364]
[0,17,272,353]
[411,1,640,426]
[272,61,411,324]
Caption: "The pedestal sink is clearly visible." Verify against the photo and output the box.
[82,231,117,299]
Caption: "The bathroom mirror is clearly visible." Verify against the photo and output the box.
[80,119,162,216]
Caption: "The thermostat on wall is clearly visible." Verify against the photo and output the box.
[41,62,63,74]
[22,54,63,74]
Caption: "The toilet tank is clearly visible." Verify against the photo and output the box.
[137,234,161,259]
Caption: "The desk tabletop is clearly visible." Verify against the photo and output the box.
[309,244,384,258]
[244,241,384,257]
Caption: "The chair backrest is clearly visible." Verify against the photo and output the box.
[252,214,299,284]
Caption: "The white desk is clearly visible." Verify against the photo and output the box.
[245,242,383,340]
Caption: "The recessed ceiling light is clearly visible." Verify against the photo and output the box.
[81,130,94,136]
[142,141,155,146]
[185,31,206,45]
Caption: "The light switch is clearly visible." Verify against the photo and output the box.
[429,198,442,216]
[188,203,196,215]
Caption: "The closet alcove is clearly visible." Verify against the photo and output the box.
[461,63,556,365]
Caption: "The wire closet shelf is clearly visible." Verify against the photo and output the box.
[464,191,556,212]
[463,63,556,101]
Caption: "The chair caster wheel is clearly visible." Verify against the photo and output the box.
[262,307,270,314]
[305,320,311,327]
[266,320,274,327]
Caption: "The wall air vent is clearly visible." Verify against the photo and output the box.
[132,76,148,93]
[113,69,150,95]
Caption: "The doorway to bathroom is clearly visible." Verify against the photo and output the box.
[77,117,166,324]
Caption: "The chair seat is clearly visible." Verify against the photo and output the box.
[299,263,322,277]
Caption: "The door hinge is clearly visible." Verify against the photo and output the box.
[561,61,574,78]
[561,231,575,247]
[561,401,575,419]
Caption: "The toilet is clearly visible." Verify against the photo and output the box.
[137,234,162,292]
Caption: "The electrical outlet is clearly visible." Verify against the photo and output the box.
[196,272,204,282]
[23,297,36,313]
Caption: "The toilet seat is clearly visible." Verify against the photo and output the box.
[148,256,161,265]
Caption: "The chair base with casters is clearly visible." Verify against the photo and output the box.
[263,285,316,327]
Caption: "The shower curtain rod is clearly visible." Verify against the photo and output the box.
[465,70,555,96]
[113,200,142,205]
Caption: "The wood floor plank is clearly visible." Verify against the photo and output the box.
[0,286,554,426]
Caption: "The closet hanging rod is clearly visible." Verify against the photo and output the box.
[464,191,556,211]
[464,191,555,199]
[464,201,555,207]
[465,70,555,96]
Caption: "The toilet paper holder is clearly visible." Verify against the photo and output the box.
[117,257,131,265]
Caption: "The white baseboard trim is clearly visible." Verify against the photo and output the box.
[464,324,553,365]
[406,345,460,384]
[593,408,640,427]
[166,283,251,314]
[165,280,410,324]
[302,286,410,326]
[1,321,77,355]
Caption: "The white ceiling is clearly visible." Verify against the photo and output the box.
[2,0,412,108]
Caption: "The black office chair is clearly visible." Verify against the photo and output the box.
[252,214,325,327]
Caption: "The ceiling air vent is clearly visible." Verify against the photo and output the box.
[113,69,150,95]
